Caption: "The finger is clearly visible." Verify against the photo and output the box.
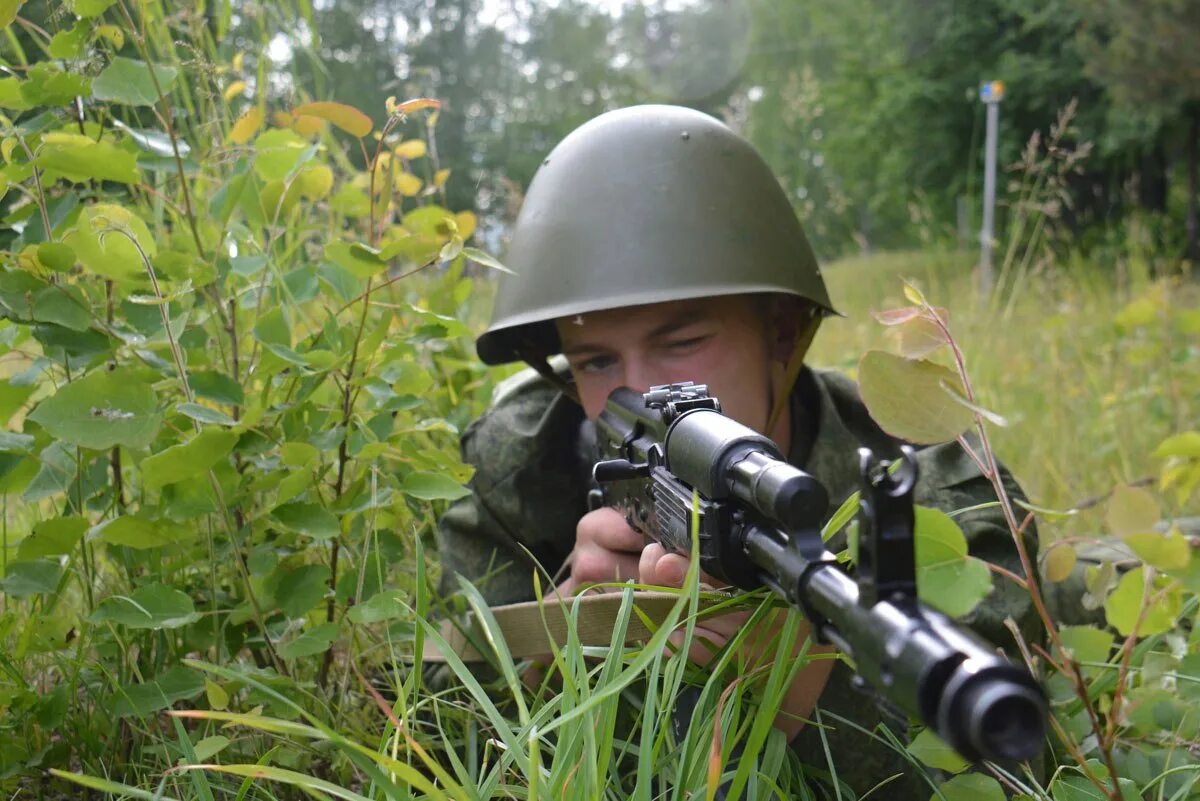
[576,507,644,553]
[652,553,691,588]
[571,544,642,586]
[639,542,667,584]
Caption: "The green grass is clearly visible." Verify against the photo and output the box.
[808,249,1199,533]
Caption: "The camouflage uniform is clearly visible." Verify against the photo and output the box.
[437,364,1041,799]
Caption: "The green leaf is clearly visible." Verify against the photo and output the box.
[20,64,89,106]
[176,402,236,426]
[111,665,203,718]
[276,564,330,619]
[325,240,388,279]
[204,680,229,711]
[1122,528,1191,571]
[280,441,318,467]
[0,77,31,110]
[461,246,514,275]
[90,515,175,549]
[22,441,77,502]
[277,622,339,660]
[189,371,244,406]
[27,368,161,450]
[91,57,178,106]
[345,592,405,625]
[48,22,88,59]
[0,431,33,452]
[1058,625,1113,680]
[0,378,34,423]
[192,735,230,761]
[0,0,27,31]
[141,428,238,490]
[271,502,339,541]
[36,242,76,272]
[1153,431,1200,459]
[91,583,199,629]
[63,203,157,283]
[1104,567,1180,637]
[0,559,63,598]
[112,119,190,158]
[1105,484,1159,537]
[36,132,139,184]
[857,350,973,444]
[253,128,308,181]
[17,516,87,559]
[1042,541,1077,583]
[71,0,116,17]
[931,773,1005,801]
[400,471,471,501]
[32,285,91,331]
[914,505,992,618]
[906,728,969,774]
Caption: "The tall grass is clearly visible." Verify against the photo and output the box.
[809,249,1199,535]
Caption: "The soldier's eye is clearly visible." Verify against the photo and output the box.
[577,355,616,373]
[664,335,708,352]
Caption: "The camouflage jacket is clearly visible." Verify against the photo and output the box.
[436,365,1040,798]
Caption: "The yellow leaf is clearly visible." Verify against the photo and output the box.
[292,101,372,137]
[1042,542,1077,583]
[902,281,927,306]
[232,52,245,72]
[291,114,325,138]
[392,97,440,115]
[295,164,333,200]
[394,139,427,160]
[454,210,477,240]
[223,80,247,102]
[433,168,450,188]
[229,106,263,145]
[94,24,124,49]
[270,111,293,128]
[1106,484,1159,537]
[394,172,422,197]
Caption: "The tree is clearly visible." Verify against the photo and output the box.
[1074,0,1200,260]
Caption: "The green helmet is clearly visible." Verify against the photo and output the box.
[476,104,837,366]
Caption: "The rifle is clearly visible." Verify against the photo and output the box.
[591,381,1046,763]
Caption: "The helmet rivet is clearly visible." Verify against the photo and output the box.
[543,158,550,165]
[680,131,690,140]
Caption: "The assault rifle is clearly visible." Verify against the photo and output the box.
[592,381,1046,763]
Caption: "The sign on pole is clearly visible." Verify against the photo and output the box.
[979,80,1005,294]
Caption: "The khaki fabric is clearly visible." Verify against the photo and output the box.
[435,365,1042,798]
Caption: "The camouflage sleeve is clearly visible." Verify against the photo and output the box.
[435,372,590,607]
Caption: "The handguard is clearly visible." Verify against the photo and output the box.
[593,381,1047,763]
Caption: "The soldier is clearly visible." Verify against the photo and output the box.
[436,104,1039,796]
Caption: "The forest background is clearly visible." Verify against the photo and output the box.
[0,1,1198,800]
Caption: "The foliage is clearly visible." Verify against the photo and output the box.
[0,0,505,790]
[819,259,1199,801]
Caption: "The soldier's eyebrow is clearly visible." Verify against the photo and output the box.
[562,307,710,356]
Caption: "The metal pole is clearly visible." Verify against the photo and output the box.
[980,98,999,294]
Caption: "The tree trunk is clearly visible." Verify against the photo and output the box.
[1137,142,1168,214]
[1187,107,1199,262]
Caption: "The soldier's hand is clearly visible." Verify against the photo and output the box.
[558,507,644,596]
[639,540,836,740]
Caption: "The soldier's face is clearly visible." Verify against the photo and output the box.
[556,295,781,441]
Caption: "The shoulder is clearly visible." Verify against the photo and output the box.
[461,360,589,493]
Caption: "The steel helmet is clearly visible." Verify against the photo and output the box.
[476,104,837,366]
